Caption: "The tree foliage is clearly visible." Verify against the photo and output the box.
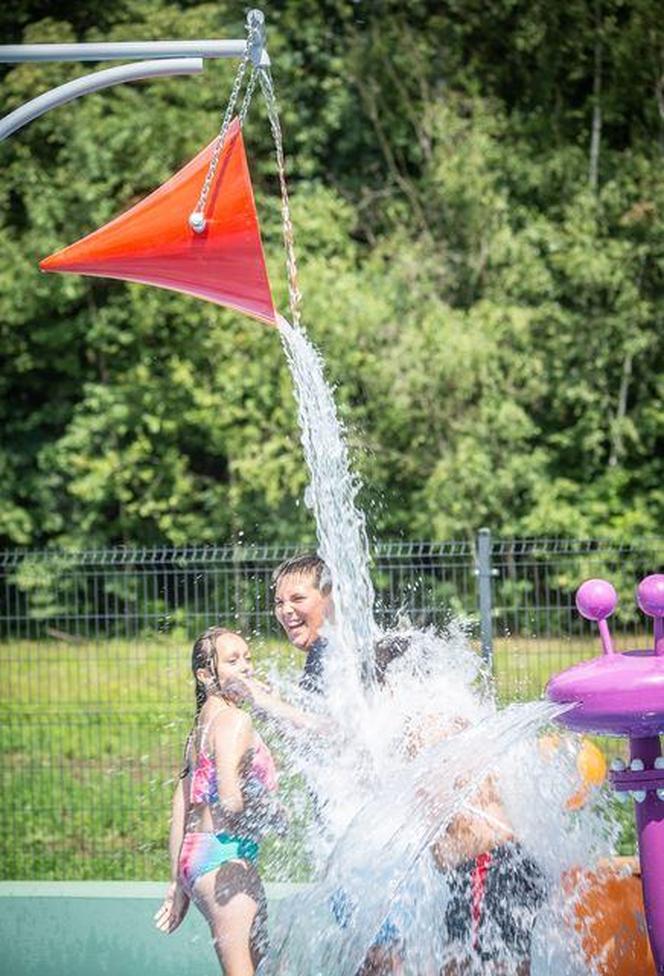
[0,0,662,547]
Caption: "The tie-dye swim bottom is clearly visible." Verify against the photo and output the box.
[179,831,259,893]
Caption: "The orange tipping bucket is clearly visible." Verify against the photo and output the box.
[40,118,277,326]
[565,860,655,975]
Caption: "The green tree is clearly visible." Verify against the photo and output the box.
[0,0,661,548]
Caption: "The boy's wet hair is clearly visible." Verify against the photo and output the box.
[271,553,332,595]
[373,634,411,684]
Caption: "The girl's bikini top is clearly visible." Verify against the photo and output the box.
[189,715,278,807]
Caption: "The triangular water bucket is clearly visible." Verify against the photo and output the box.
[40,118,277,326]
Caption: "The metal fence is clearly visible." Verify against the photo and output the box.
[1,532,662,879]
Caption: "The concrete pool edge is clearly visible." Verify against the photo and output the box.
[1,871,656,975]
[0,880,309,976]
[0,880,305,898]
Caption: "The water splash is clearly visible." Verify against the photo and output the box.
[266,701,569,976]
[263,315,620,973]
[262,621,616,974]
[261,63,378,689]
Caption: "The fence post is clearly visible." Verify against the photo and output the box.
[476,527,494,670]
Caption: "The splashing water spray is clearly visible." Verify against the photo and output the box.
[255,47,631,976]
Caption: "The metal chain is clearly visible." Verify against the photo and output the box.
[257,66,303,327]
[189,18,303,329]
[239,65,258,126]
[189,22,258,230]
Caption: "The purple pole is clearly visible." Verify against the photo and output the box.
[630,736,664,974]
[549,576,664,972]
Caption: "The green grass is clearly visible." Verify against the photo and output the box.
[492,632,651,702]
[0,636,300,880]
[0,634,640,879]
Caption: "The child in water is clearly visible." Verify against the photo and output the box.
[432,752,547,976]
[154,627,285,976]
[373,635,548,976]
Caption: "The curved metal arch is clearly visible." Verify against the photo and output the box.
[0,41,270,64]
[0,58,204,142]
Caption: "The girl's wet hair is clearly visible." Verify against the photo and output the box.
[180,625,234,778]
[191,625,233,715]
[271,553,332,595]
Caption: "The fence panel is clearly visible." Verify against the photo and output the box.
[490,537,664,701]
[0,536,661,878]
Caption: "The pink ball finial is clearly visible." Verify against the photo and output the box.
[637,575,664,618]
[576,578,618,621]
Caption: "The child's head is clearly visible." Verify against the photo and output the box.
[191,626,254,711]
[272,554,332,650]
[373,634,411,685]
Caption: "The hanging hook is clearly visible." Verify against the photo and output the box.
[246,10,266,68]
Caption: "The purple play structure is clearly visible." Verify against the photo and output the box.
[547,573,664,975]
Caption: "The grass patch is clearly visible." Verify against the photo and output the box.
[1,634,640,879]
[0,636,299,880]
[492,632,650,702]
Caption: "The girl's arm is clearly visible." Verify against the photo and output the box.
[168,774,189,880]
[154,774,191,934]
[212,709,254,820]
[247,678,326,731]
[221,675,329,733]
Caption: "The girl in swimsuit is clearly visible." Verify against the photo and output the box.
[154,626,284,976]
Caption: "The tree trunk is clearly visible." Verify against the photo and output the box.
[589,1,603,192]
[609,350,633,467]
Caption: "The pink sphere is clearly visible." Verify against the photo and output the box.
[637,574,664,618]
[575,578,618,621]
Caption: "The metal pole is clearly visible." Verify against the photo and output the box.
[0,40,270,65]
[0,58,204,142]
[477,527,494,668]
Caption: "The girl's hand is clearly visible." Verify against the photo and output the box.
[244,677,277,708]
[218,676,254,707]
[154,882,190,934]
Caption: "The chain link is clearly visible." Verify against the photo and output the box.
[239,65,258,126]
[189,20,303,330]
[191,22,258,225]
[258,66,302,328]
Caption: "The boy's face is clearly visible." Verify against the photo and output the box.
[274,572,331,651]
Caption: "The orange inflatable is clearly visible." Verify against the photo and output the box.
[538,734,607,810]
[565,862,655,975]
[40,118,277,325]
[568,737,607,810]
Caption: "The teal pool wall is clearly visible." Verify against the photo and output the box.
[0,882,304,976]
